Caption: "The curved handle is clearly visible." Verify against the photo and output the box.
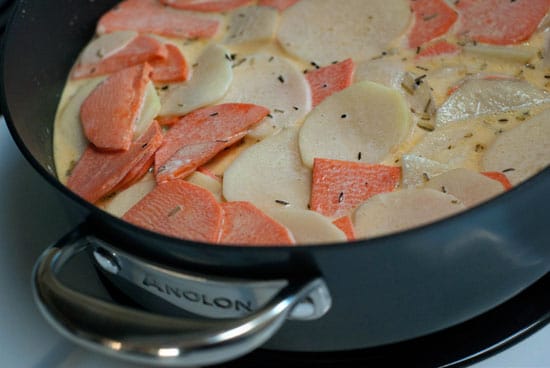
[32,231,328,367]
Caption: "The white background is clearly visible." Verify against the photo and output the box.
[1,118,548,367]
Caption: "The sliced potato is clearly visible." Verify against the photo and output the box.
[355,60,436,122]
[103,174,156,217]
[408,120,496,171]
[436,79,550,127]
[223,128,312,212]
[544,30,550,68]
[463,44,538,63]
[160,44,233,117]
[221,53,311,139]
[224,6,279,45]
[267,209,347,244]
[353,188,465,239]
[425,66,467,106]
[423,168,505,207]
[186,171,223,202]
[299,81,411,167]
[401,154,449,188]
[482,108,550,185]
[134,82,161,138]
[79,31,138,66]
[354,59,405,87]
[277,0,411,65]
[54,77,105,184]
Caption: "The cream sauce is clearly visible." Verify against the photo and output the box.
[53,1,550,242]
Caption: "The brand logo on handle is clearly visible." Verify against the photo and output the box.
[142,276,253,313]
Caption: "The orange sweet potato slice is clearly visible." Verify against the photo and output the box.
[455,0,550,45]
[113,155,155,193]
[150,44,190,84]
[81,63,152,151]
[408,0,458,48]
[333,216,356,241]
[197,166,221,182]
[97,0,220,39]
[123,180,223,242]
[155,103,270,183]
[482,172,513,190]
[311,158,401,218]
[416,39,461,59]
[156,116,181,127]
[219,201,295,245]
[72,35,167,79]
[258,0,300,11]
[160,0,253,12]
[67,122,163,203]
[305,58,355,107]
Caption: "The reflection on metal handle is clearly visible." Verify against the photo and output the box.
[32,232,329,367]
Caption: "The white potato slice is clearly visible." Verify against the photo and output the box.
[482,109,550,186]
[544,30,550,68]
[423,168,505,207]
[79,31,138,65]
[223,128,312,212]
[354,59,405,88]
[277,0,411,65]
[186,171,222,202]
[355,60,436,121]
[353,188,465,239]
[267,209,347,245]
[436,79,550,127]
[103,174,156,217]
[401,154,449,188]
[221,53,311,139]
[160,44,233,117]
[425,66,467,106]
[463,44,538,63]
[134,82,161,138]
[54,77,105,184]
[224,6,279,45]
[299,81,411,167]
[408,120,496,171]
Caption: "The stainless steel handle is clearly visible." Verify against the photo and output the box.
[32,232,329,367]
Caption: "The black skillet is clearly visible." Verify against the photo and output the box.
[1,0,549,366]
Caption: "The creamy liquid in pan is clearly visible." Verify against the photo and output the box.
[53,1,550,243]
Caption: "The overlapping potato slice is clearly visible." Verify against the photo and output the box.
[463,44,538,63]
[436,79,550,127]
[277,0,411,65]
[299,81,411,168]
[134,82,161,138]
[267,209,347,244]
[79,31,138,66]
[355,60,436,122]
[482,108,550,185]
[353,188,465,239]
[223,128,311,212]
[54,77,105,184]
[160,44,233,116]
[221,53,311,139]
[423,168,505,207]
[401,154,449,188]
[224,6,279,45]
[103,173,156,217]
[408,120,495,171]
[186,171,223,202]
